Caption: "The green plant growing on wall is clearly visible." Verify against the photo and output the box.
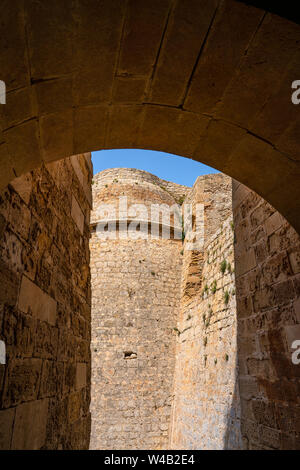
[151,271,155,276]
[211,280,217,294]
[203,284,209,295]
[224,290,230,305]
[180,249,184,256]
[230,221,234,231]
[224,354,229,361]
[220,259,227,274]
[204,306,213,329]
[203,336,207,347]
[227,262,232,273]
[214,358,218,365]
[178,196,185,206]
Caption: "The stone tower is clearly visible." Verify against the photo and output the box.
[89,168,189,449]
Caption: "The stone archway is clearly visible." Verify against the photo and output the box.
[0,0,299,231]
[0,0,300,451]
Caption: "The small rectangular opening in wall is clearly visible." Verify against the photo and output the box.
[124,351,137,359]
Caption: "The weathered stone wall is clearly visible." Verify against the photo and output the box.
[2,156,298,450]
[233,181,300,450]
[170,176,242,449]
[90,168,187,449]
[0,154,92,450]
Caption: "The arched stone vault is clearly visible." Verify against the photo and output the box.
[0,0,299,231]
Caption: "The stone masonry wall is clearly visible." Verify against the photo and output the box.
[0,154,92,450]
[170,176,242,449]
[90,168,188,450]
[233,181,300,450]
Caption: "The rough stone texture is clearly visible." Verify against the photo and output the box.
[0,153,299,450]
[233,181,300,450]
[90,169,240,449]
[90,168,187,449]
[0,1,299,233]
[0,153,92,450]
[170,178,242,449]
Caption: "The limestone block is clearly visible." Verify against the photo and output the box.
[74,105,108,154]
[70,155,92,207]
[289,249,300,275]
[10,173,33,205]
[0,143,16,190]
[0,263,20,307]
[34,77,73,116]
[17,276,57,326]
[2,358,42,407]
[149,0,218,106]
[4,120,42,178]
[0,407,15,450]
[71,196,85,235]
[11,399,49,450]
[118,0,171,76]
[185,0,263,114]
[137,105,210,157]
[68,392,81,424]
[215,14,300,128]
[73,0,125,106]
[265,212,284,236]
[76,363,87,390]
[0,0,29,91]
[0,87,35,130]
[40,110,73,163]
[25,0,73,79]
[284,325,300,352]
[112,77,146,104]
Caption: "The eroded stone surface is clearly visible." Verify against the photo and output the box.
[0,153,92,449]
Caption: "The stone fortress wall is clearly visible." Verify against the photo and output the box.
[170,176,241,449]
[0,156,299,450]
[0,154,92,450]
[232,181,300,450]
[90,168,188,449]
[90,168,237,449]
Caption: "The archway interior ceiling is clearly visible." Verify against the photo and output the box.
[0,0,299,231]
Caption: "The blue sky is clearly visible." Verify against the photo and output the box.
[92,149,218,187]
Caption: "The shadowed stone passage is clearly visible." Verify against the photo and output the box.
[0,154,92,450]
[0,1,299,232]
[233,182,300,450]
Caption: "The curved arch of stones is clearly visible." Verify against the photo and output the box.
[0,0,299,231]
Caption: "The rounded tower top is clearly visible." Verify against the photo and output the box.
[91,168,190,226]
